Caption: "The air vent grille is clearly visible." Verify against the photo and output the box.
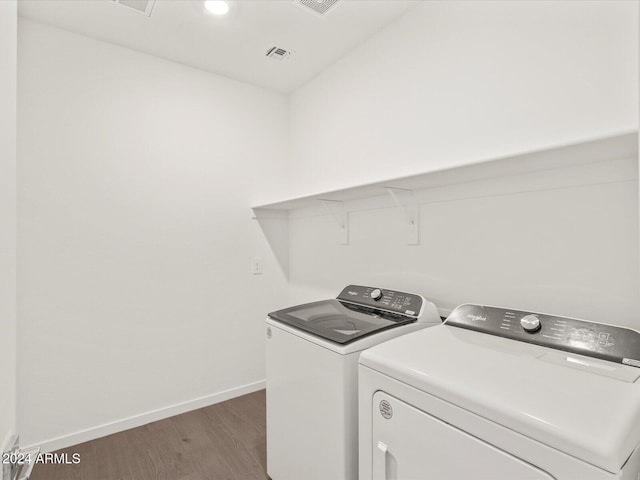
[266,46,293,61]
[111,0,156,17]
[297,0,340,16]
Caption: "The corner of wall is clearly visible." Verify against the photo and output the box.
[0,0,18,451]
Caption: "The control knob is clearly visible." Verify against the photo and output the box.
[520,314,541,333]
[370,289,383,301]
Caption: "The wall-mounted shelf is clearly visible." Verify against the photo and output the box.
[253,131,637,211]
[252,131,638,245]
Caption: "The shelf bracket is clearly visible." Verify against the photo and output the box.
[384,187,419,245]
[319,199,348,245]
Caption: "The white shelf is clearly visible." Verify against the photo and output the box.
[252,131,638,215]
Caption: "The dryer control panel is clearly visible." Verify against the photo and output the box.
[337,285,423,317]
[446,304,640,368]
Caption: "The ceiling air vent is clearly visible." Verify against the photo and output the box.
[266,46,293,61]
[111,0,156,17]
[296,0,340,16]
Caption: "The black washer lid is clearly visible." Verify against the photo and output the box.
[268,299,414,345]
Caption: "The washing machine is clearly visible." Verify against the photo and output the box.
[359,303,640,480]
[266,284,442,480]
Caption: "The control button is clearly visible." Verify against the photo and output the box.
[370,288,383,301]
[520,314,541,333]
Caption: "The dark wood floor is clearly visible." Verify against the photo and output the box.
[30,390,268,480]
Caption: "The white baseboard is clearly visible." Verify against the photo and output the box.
[27,380,265,453]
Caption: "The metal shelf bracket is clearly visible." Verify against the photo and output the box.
[319,199,349,245]
[384,187,419,245]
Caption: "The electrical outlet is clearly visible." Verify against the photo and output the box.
[251,257,263,275]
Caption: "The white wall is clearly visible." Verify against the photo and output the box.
[0,0,17,451]
[287,0,640,327]
[290,0,638,197]
[17,20,289,450]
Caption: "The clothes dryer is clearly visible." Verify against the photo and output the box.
[359,304,640,480]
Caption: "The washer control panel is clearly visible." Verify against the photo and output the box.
[337,285,423,317]
[446,304,640,368]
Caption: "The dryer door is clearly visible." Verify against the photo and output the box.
[372,391,557,480]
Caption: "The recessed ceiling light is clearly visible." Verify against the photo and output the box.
[204,0,229,15]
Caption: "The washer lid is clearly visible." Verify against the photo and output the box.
[268,299,415,345]
[360,324,640,474]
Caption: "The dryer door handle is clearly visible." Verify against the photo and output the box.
[376,441,397,480]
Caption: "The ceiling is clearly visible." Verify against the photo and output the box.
[18,0,418,93]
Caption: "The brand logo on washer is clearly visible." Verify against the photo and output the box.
[467,314,487,322]
[379,400,393,419]
[266,327,272,339]
[347,291,358,296]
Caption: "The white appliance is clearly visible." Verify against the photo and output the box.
[266,285,441,480]
[359,304,640,480]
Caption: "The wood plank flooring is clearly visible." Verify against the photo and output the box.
[30,390,268,480]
